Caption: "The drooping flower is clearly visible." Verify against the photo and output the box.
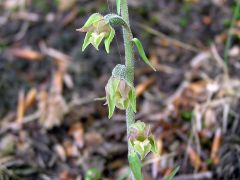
[105,76,136,119]
[129,121,158,160]
[77,13,115,53]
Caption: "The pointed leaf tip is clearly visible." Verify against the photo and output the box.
[132,38,156,71]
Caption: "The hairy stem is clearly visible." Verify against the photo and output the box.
[121,0,135,151]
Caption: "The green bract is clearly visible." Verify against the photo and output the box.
[129,121,158,160]
[77,13,115,53]
[105,75,136,119]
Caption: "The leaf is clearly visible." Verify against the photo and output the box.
[104,27,115,53]
[132,38,156,71]
[165,166,180,180]
[116,0,121,15]
[82,32,92,51]
[128,151,143,180]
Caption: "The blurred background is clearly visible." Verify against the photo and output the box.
[0,0,240,179]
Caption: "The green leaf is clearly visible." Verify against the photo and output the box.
[116,0,121,15]
[129,89,136,112]
[104,27,115,53]
[82,32,92,51]
[165,166,180,180]
[128,151,143,180]
[132,38,156,71]
[82,13,103,29]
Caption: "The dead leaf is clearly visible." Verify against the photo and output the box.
[85,131,103,146]
[58,0,76,12]
[38,90,68,129]
[63,140,79,157]
[136,77,156,97]
[68,122,84,149]
[54,144,66,161]
[59,170,72,180]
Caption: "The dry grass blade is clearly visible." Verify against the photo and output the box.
[9,48,43,61]
[187,146,202,170]
[16,90,25,124]
[210,128,221,165]
[25,88,37,109]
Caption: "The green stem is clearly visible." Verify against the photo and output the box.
[121,0,135,151]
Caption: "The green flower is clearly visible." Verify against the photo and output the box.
[77,13,115,53]
[129,121,158,160]
[105,76,136,119]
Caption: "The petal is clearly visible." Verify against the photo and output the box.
[118,80,131,99]
[82,13,103,29]
[107,95,116,119]
[104,27,115,53]
[91,32,105,50]
[82,32,92,51]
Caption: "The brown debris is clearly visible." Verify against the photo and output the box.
[9,48,43,61]
[136,77,156,97]
[187,146,202,170]
[68,122,85,149]
[16,90,25,124]
[210,128,221,165]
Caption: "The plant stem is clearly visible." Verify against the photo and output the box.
[121,0,135,152]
